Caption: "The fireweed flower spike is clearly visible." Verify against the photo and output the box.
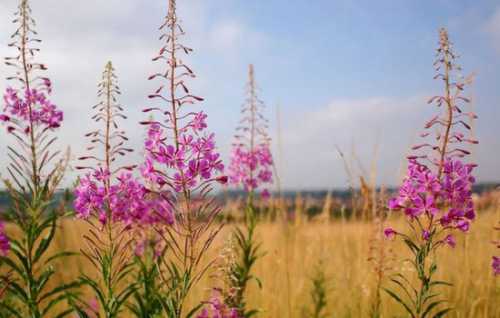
[0,0,76,316]
[74,62,145,317]
[196,240,241,318]
[493,223,500,275]
[384,28,478,318]
[140,0,226,316]
[224,64,273,316]
[228,64,274,202]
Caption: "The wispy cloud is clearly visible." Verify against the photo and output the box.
[277,96,429,189]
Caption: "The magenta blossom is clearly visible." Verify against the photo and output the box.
[141,122,224,194]
[74,169,170,226]
[388,158,475,245]
[197,290,240,318]
[384,227,396,240]
[1,87,63,131]
[227,65,274,199]
[228,144,273,196]
[443,234,456,248]
[492,256,500,276]
[0,222,10,256]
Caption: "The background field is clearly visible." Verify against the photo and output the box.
[21,195,498,318]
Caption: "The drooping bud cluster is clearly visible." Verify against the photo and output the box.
[387,28,477,247]
[228,64,274,199]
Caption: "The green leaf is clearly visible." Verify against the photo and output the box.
[185,303,203,318]
[382,287,415,318]
[245,309,260,317]
[429,281,452,287]
[422,300,447,318]
[53,308,76,318]
[0,256,26,280]
[41,293,72,317]
[432,307,452,318]
[39,281,81,303]
[403,239,419,255]
[389,278,416,306]
[0,301,23,318]
[35,267,56,295]
[255,277,263,289]
[7,280,29,303]
[33,218,57,264]
[44,251,78,265]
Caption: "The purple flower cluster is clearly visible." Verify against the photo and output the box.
[228,144,273,198]
[74,169,173,226]
[493,230,500,276]
[1,86,63,131]
[141,118,225,193]
[227,65,274,199]
[387,158,476,245]
[0,222,10,256]
[492,256,500,276]
[197,291,240,318]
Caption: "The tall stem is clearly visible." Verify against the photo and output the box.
[104,62,112,191]
[248,65,256,207]
[20,2,41,316]
[437,41,453,180]
[20,0,39,196]
[167,2,193,316]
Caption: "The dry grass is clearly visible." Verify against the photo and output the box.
[8,207,498,317]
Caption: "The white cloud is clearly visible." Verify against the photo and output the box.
[207,20,268,56]
[276,96,431,189]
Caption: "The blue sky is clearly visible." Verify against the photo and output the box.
[0,0,499,190]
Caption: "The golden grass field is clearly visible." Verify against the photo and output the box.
[38,204,499,318]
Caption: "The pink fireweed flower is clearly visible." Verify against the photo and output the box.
[387,29,477,249]
[197,290,241,318]
[74,62,166,227]
[384,227,396,240]
[228,145,274,193]
[384,27,479,317]
[493,224,500,276]
[443,234,456,248]
[228,65,274,199]
[389,159,476,244]
[141,125,224,194]
[1,0,65,199]
[1,86,63,132]
[0,222,10,256]
[492,256,500,276]
[73,171,164,226]
[138,2,228,313]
